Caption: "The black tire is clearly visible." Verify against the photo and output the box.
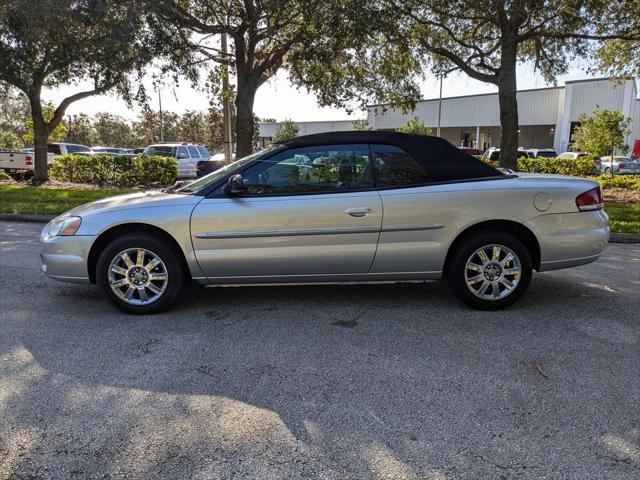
[447,231,532,310]
[96,233,186,314]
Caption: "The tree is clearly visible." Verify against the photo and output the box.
[0,0,163,181]
[0,83,30,138]
[352,119,372,131]
[152,0,340,158]
[571,108,631,173]
[93,113,133,147]
[592,0,640,78]
[370,0,621,170]
[0,130,23,150]
[176,110,212,146]
[396,117,432,135]
[132,106,179,145]
[23,104,68,144]
[65,113,95,146]
[272,120,299,142]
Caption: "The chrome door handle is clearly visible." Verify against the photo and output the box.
[345,207,371,217]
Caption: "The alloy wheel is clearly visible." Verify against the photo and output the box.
[108,248,168,305]
[464,244,521,301]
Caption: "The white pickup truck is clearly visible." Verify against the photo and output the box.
[0,142,91,177]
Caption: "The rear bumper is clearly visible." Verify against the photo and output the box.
[528,210,610,272]
[40,227,96,283]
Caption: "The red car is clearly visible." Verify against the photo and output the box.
[632,139,640,160]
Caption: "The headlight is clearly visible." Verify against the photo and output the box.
[48,216,82,237]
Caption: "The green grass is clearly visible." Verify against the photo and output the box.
[1,185,638,234]
[604,201,640,234]
[0,185,135,215]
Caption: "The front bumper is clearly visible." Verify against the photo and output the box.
[40,229,96,283]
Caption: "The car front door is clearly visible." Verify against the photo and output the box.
[190,144,382,281]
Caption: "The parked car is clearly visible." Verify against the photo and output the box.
[197,152,234,177]
[1,149,56,177]
[91,146,129,155]
[599,156,640,175]
[142,143,210,178]
[481,147,528,163]
[558,151,601,173]
[459,147,482,156]
[525,148,557,158]
[47,142,92,156]
[41,131,609,314]
[632,139,640,160]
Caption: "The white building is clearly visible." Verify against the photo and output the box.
[258,78,640,153]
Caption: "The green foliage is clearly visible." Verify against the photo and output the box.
[23,104,68,144]
[352,119,372,131]
[571,108,631,157]
[93,112,134,147]
[593,174,640,191]
[272,120,299,142]
[49,154,178,187]
[0,84,30,138]
[0,171,12,181]
[64,113,95,146]
[603,202,640,234]
[396,117,432,136]
[516,155,598,177]
[0,185,135,215]
[0,130,23,150]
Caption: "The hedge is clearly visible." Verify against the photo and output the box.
[49,154,178,187]
[515,155,598,177]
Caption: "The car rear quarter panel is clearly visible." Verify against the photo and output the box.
[371,176,607,274]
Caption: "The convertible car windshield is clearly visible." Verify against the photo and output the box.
[175,146,279,194]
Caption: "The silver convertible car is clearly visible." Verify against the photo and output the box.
[41,131,609,313]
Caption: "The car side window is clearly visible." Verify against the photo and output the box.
[370,144,430,188]
[197,146,210,157]
[177,146,189,159]
[241,144,374,194]
[188,146,200,158]
[47,144,62,155]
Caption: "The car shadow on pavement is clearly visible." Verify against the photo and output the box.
[3,272,639,478]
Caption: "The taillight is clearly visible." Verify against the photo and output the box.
[576,186,603,211]
[618,162,626,169]
[25,155,33,165]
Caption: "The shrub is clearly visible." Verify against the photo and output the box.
[50,154,178,187]
[516,155,597,177]
[592,174,640,191]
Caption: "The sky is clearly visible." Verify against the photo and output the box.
[43,59,604,123]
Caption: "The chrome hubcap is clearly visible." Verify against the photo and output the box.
[108,248,168,305]
[464,244,521,301]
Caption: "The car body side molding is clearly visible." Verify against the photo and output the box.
[194,223,445,239]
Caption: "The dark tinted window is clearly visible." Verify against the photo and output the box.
[370,144,430,188]
[144,146,177,157]
[66,144,91,153]
[47,144,62,155]
[242,144,373,194]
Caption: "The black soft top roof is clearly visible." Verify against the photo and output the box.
[276,131,501,182]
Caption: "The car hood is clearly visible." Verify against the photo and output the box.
[60,190,202,219]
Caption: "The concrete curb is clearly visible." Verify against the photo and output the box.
[0,213,55,222]
[1,213,639,244]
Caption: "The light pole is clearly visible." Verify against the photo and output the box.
[221,31,233,164]
[436,67,459,138]
[158,89,164,143]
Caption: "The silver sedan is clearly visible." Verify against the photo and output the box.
[41,131,609,314]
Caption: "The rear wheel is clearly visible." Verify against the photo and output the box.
[96,233,185,314]
[447,232,532,310]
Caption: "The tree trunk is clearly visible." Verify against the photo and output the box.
[497,46,519,171]
[234,76,258,159]
[28,90,50,183]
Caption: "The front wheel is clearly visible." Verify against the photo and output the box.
[96,233,185,314]
[447,232,532,310]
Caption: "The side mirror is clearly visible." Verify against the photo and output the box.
[224,174,247,195]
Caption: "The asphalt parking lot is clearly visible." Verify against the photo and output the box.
[1,220,639,479]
